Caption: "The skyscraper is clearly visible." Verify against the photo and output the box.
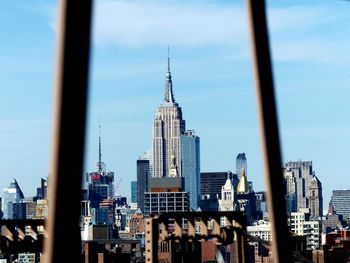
[308,176,323,218]
[2,179,25,219]
[152,56,185,178]
[35,178,47,201]
[181,130,200,210]
[87,125,114,209]
[283,161,323,218]
[131,181,137,204]
[139,149,153,177]
[137,158,149,212]
[330,190,350,220]
[200,172,238,199]
[200,172,225,212]
[236,153,247,178]
[146,53,198,214]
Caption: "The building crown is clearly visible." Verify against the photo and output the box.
[222,172,234,190]
[237,167,249,193]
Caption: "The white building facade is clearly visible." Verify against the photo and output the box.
[289,210,321,250]
[247,220,272,242]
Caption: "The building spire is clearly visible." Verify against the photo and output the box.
[99,123,102,163]
[164,46,175,103]
[167,46,170,72]
[97,122,103,173]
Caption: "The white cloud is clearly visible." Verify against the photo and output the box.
[281,125,350,140]
[266,5,350,64]
[267,6,328,32]
[44,0,350,64]
[91,1,350,65]
[271,39,350,64]
[93,0,247,46]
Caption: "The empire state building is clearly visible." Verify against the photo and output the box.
[152,56,186,178]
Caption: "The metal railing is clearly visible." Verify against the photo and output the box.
[145,211,248,262]
[0,220,45,254]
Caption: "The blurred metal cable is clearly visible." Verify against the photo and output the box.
[246,0,292,262]
[43,1,93,262]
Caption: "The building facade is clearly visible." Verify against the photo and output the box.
[144,192,189,215]
[200,172,238,199]
[255,191,267,219]
[129,210,145,238]
[2,179,25,219]
[330,190,350,220]
[136,159,149,212]
[144,177,189,215]
[148,55,197,214]
[289,210,321,250]
[35,178,47,201]
[308,176,323,219]
[131,181,137,204]
[236,153,247,178]
[247,220,272,242]
[284,161,323,218]
[139,149,153,178]
[218,174,236,211]
[200,172,238,211]
[236,168,257,224]
[152,57,185,178]
[86,127,115,209]
[181,130,200,210]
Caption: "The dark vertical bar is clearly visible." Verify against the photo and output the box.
[153,218,159,262]
[245,0,292,262]
[240,234,248,263]
[43,1,93,262]
[235,231,243,263]
[241,216,248,263]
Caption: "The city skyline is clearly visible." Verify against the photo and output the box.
[1,0,350,211]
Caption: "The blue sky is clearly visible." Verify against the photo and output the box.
[0,0,349,211]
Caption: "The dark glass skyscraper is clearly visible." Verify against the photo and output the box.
[35,178,47,201]
[131,180,137,204]
[200,172,238,199]
[137,159,149,212]
[236,153,247,178]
